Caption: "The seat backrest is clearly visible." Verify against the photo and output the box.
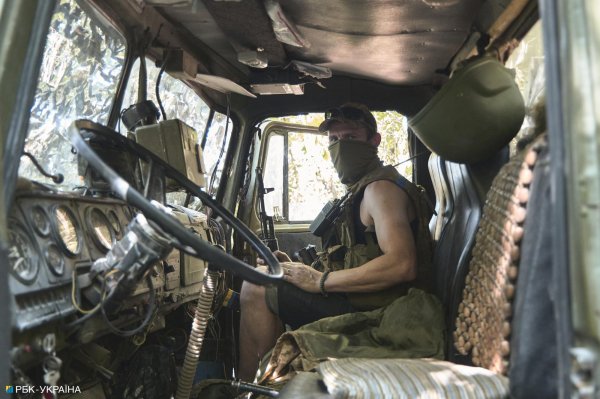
[450,138,543,374]
[427,154,450,242]
[430,149,508,359]
[431,161,480,307]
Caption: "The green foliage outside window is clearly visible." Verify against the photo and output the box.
[266,111,411,222]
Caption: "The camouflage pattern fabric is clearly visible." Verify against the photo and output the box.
[260,288,444,384]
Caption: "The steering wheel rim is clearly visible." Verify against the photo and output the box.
[69,119,283,286]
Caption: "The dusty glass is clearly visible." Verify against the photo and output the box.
[19,0,126,190]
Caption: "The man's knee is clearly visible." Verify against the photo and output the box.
[240,282,266,309]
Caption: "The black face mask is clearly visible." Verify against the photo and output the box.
[328,140,382,185]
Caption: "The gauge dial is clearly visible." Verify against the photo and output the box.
[88,208,114,251]
[107,210,121,235]
[31,206,50,237]
[45,244,65,276]
[54,206,80,256]
[8,223,39,284]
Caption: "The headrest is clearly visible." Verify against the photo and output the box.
[409,56,525,163]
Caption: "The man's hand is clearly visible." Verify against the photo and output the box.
[257,250,292,265]
[280,262,322,294]
[257,250,322,293]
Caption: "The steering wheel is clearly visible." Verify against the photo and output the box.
[69,119,282,286]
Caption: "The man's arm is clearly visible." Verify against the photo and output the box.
[325,179,417,292]
[279,180,417,293]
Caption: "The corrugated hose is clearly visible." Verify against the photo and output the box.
[175,269,219,399]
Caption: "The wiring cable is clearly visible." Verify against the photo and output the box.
[155,51,170,121]
[22,151,64,184]
[208,94,231,196]
[69,269,115,315]
[71,270,101,315]
[100,275,157,337]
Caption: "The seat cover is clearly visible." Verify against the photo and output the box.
[428,153,450,242]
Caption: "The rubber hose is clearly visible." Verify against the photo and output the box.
[175,270,218,399]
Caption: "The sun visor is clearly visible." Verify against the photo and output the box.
[409,56,525,163]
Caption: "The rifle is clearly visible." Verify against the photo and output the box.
[256,167,279,251]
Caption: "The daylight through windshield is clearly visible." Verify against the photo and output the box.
[18,0,125,190]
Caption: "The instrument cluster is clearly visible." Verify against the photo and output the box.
[8,193,131,331]
[8,191,213,336]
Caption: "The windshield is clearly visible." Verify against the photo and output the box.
[120,58,211,136]
[18,0,126,190]
[120,57,233,204]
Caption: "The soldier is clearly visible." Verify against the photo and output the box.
[239,103,434,380]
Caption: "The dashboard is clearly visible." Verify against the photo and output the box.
[8,190,212,344]
[8,193,133,332]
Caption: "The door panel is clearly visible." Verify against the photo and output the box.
[274,225,322,262]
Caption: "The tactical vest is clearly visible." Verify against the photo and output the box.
[318,165,434,311]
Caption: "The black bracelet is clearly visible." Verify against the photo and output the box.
[319,270,331,297]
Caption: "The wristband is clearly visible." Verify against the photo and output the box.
[319,270,331,297]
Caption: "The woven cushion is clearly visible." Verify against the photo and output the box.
[319,358,508,399]
[453,138,542,374]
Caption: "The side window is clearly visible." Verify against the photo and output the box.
[262,134,284,220]
[374,111,413,181]
[262,111,411,222]
[506,21,544,100]
[505,21,545,152]
[263,130,344,222]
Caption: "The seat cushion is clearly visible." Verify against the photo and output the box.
[318,358,508,399]
[260,289,444,385]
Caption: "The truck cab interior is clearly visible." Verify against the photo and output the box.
[1,0,598,398]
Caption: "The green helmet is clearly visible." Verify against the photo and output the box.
[409,56,525,163]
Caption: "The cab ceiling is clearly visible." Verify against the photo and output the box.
[157,0,484,86]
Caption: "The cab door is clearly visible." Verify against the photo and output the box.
[246,122,345,261]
